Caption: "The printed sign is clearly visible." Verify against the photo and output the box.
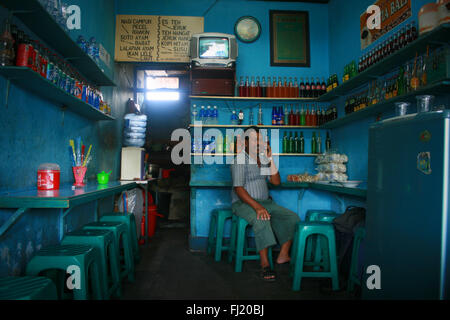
[360,0,411,50]
[115,15,204,63]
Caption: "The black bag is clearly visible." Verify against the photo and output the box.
[332,206,366,281]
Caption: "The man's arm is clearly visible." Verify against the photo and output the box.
[265,144,281,186]
[234,187,271,220]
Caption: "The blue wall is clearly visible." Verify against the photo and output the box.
[0,0,134,276]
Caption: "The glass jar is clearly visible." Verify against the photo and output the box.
[0,19,15,66]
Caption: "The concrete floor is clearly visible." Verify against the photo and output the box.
[121,223,359,300]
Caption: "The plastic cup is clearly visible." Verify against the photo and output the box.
[416,95,434,113]
[73,166,87,187]
[395,102,410,116]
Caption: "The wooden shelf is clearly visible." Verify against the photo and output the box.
[190,95,319,102]
[321,79,450,129]
[0,66,115,121]
[2,0,115,86]
[318,24,450,102]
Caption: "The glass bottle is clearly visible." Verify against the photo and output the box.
[288,132,294,154]
[299,132,305,154]
[0,19,15,66]
[316,132,322,154]
[267,76,272,98]
[311,132,317,154]
[261,76,267,97]
[326,132,331,152]
[238,76,245,97]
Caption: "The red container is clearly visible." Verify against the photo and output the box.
[37,163,60,190]
[16,43,32,67]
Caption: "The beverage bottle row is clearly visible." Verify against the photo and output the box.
[282,131,332,154]
[271,105,330,127]
[326,74,340,92]
[191,134,239,154]
[238,76,327,98]
[358,21,418,73]
[4,20,108,111]
[192,105,219,125]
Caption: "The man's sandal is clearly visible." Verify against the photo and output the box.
[261,266,276,282]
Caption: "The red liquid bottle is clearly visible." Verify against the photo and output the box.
[277,77,282,98]
[256,76,262,97]
[250,76,256,97]
[282,77,288,97]
[244,76,250,97]
[294,77,299,97]
[295,105,300,125]
[267,76,272,97]
[289,106,294,125]
[273,78,278,98]
[238,76,245,97]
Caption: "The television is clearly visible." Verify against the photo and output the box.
[189,33,238,68]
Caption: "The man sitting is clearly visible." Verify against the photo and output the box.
[231,126,300,281]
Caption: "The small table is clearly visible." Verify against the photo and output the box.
[0,181,137,241]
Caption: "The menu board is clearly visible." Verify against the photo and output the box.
[115,15,204,62]
[360,0,411,50]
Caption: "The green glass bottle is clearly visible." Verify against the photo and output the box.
[289,132,294,154]
[223,134,228,154]
[299,132,305,154]
[311,132,316,154]
[326,132,331,152]
[316,132,322,154]
[282,132,288,154]
[294,132,299,153]
[300,105,306,126]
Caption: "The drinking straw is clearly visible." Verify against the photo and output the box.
[68,146,75,166]
[81,145,85,164]
[83,144,92,167]
[69,140,76,165]
[76,137,82,166]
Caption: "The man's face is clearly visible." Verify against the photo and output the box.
[247,130,261,155]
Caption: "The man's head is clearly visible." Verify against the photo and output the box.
[243,126,260,155]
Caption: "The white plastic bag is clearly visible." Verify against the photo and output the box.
[117,188,144,235]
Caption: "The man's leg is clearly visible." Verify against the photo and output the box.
[260,200,301,264]
[232,201,277,269]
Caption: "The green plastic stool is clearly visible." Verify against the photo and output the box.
[227,215,274,272]
[347,227,366,293]
[291,222,339,291]
[304,210,338,267]
[207,209,233,262]
[100,212,140,263]
[0,276,58,300]
[61,229,121,299]
[25,244,103,300]
[83,221,135,282]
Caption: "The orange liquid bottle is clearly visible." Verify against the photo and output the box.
[277,77,282,98]
[267,76,272,97]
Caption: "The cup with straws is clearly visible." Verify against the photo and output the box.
[69,137,92,187]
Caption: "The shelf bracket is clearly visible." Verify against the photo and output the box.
[334,194,346,213]
[297,188,306,216]
[0,208,29,238]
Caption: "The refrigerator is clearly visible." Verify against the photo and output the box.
[362,110,450,300]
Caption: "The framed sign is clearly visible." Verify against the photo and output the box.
[269,10,310,67]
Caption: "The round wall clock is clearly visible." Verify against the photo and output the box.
[234,16,261,43]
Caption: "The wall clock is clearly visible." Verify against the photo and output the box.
[234,16,261,43]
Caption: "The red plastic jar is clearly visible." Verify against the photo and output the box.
[37,163,60,190]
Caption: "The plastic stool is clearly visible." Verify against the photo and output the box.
[207,209,233,262]
[0,276,58,300]
[304,210,338,267]
[228,215,274,272]
[291,222,339,291]
[83,221,135,282]
[347,227,366,292]
[25,244,103,300]
[100,212,140,263]
[61,229,121,299]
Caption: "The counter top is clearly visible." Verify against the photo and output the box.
[0,181,138,208]
[190,181,367,198]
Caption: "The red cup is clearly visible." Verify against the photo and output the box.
[73,166,87,187]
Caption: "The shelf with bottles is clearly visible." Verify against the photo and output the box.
[321,79,450,129]
[190,103,335,128]
[235,75,328,99]
[0,66,115,121]
[1,0,115,86]
[189,95,318,101]
[318,23,450,102]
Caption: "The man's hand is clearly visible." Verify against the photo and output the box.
[255,204,271,221]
